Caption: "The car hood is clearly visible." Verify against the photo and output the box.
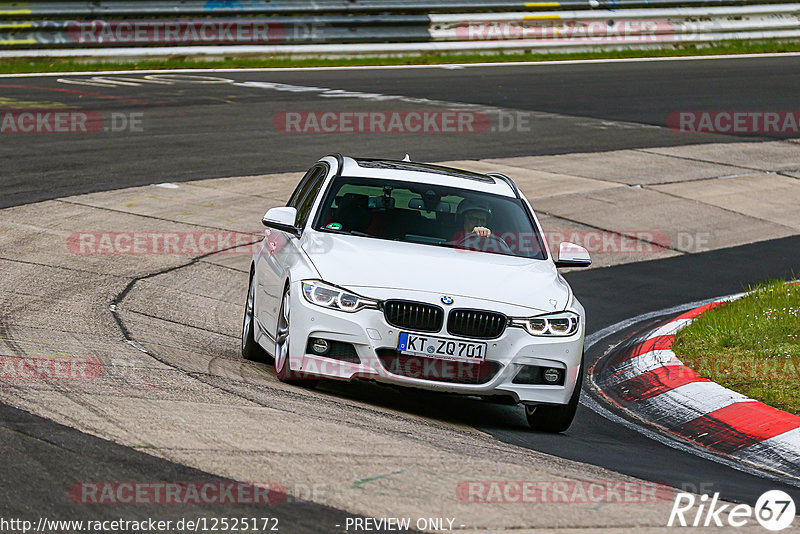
[302,233,570,313]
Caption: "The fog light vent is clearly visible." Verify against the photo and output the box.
[512,365,565,385]
[543,368,562,384]
[305,338,360,364]
[311,338,329,355]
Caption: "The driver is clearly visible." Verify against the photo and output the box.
[456,199,492,238]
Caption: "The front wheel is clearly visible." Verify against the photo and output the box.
[525,356,583,433]
[274,285,316,387]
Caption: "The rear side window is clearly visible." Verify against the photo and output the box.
[294,166,327,228]
[287,166,319,208]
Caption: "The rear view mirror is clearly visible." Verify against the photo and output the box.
[554,242,591,268]
[368,196,395,209]
[408,198,451,213]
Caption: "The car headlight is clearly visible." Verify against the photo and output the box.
[301,280,378,313]
[510,311,580,337]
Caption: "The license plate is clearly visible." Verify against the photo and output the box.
[397,332,487,362]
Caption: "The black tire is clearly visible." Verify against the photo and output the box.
[242,268,270,362]
[525,355,583,433]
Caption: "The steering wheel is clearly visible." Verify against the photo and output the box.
[454,232,513,254]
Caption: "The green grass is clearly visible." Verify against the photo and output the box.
[672,280,800,414]
[2,40,800,74]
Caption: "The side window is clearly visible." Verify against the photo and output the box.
[295,167,327,228]
[287,169,315,208]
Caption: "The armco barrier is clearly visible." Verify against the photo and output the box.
[430,4,800,44]
[2,0,794,16]
[0,16,432,47]
[0,2,799,56]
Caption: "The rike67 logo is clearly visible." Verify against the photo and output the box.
[668,490,795,530]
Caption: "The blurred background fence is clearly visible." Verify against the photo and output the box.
[1,0,799,57]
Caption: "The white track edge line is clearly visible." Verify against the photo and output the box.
[2,52,800,78]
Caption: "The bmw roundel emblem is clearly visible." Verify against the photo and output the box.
[441,296,454,305]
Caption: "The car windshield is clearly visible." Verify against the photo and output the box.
[312,176,547,260]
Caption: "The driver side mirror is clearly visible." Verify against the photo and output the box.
[262,206,301,237]
[554,242,591,268]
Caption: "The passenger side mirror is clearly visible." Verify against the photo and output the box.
[554,242,591,268]
[262,207,301,237]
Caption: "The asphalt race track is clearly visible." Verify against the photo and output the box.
[0,403,373,530]
[4,55,800,207]
[2,55,800,529]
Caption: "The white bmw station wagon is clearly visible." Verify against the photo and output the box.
[242,154,591,432]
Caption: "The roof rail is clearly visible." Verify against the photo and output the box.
[486,172,520,199]
[325,153,345,178]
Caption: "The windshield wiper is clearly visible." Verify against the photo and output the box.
[321,228,374,238]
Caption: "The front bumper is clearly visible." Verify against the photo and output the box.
[287,282,584,405]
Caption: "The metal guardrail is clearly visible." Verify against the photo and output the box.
[6,1,553,15]
[3,4,800,48]
[0,2,799,55]
[431,4,800,43]
[0,16,432,47]
[1,0,798,16]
